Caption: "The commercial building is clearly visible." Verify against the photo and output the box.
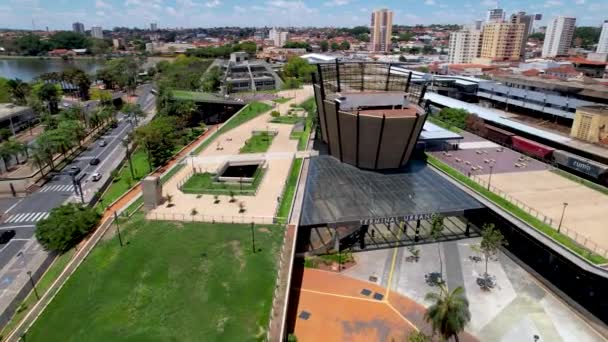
[269,28,288,48]
[72,22,85,34]
[448,28,482,64]
[312,62,427,170]
[369,8,393,53]
[510,12,539,59]
[0,104,36,135]
[91,26,103,39]
[542,16,576,58]
[597,21,608,54]
[150,22,158,31]
[479,21,525,62]
[220,52,279,93]
[486,8,505,23]
[570,105,608,143]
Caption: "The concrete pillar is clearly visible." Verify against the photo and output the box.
[415,219,420,242]
[142,175,162,210]
[334,229,340,253]
[359,224,368,250]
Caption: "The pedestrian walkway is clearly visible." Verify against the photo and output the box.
[3,212,50,224]
[39,184,75,193]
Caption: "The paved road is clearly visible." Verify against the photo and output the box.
[0,84,156,324]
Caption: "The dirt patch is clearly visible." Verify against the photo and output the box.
[216,316,228,333]
[229,240,245,271]
[172,222,185,229]
[258,227,270,233]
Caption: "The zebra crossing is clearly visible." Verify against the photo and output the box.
[4,212,50,223]
[40,184,75,193]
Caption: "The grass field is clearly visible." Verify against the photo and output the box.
[298,98,316,151]
[240,132,275,154]
[181,169,266,195]
[270,116,303,124]
[427,154,607,264]
[193,102,272,155]
[25,215,283,342]
[276,158,302,224]
[96,149,149,211]
[272,97,292,104]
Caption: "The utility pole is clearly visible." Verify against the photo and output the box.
[26,271,39,300]
[557,202,568,234]
[487,164,495,191]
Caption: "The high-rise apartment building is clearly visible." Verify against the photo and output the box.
[369,8,393,53]
[542,16,576,58]
[597,21,608,54]
[448,28,483,64]
[72,22,85,34]
[479,21,525,62]
[486,8,505,23]
[269,28,288,47]
[150,22,158,31]
[510,12,535,59]
[91,26,104,39]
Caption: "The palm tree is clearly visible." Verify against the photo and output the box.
[29,147,48,176]
[0,143,14,173]
[424,285,471,342]
[429,214,445,282]
[122,137,136,179]
[122,103,146,125]
[7,79,30,105]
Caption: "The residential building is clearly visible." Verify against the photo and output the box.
[150,22,158,31]
[112,38,123,49]
[479,21,525,62]
[542,16,576,58]
[510,12,535,59]
[91,26,103,39]
[448,27,482,64]
[597,20,608,54]
[486,8,505,23]
[269,28,288,47]
[570,105,608,143]
[369,8,393,53]
[72,22,84,34]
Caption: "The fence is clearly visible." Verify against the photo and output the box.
[146,211,276,225]
[435,154,608,259]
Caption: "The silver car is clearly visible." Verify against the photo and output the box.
[91,173,102,182]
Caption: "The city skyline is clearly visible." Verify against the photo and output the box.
[0,0,606,30]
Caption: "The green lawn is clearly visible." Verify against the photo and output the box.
[193,102,272,155]
[97,149,150,211]
[427,154,607,264]
[272,97,292,104]
[240,133,274,154]
[298,98,316,151]
[276,158,302,224]
[270,116,303,124]
[172,90,225,102]
[181,169,266,196]
[25,215,283,342]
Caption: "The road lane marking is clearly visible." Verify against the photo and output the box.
[4,212,49,223]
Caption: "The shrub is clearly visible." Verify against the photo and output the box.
[35,204,101,253]
[270,110,280,118]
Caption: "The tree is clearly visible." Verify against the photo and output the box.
[528,32,544,40]
[283,57,316,83]
[407,331,430,342]
[0,78,10,103]
[436,108,469,129]
[424,285,471,342]
[35,203,101,253]
[14,33,52,56]
[135,116,177,169]
[0,143,14,171]
[320,40,329,52]
[32,82,62,114]
[573,26,601,49]
[398,32,413,42]
[201,66,223,92]
[48,31,91,50]
[478,223,507,277]
[6,79,30,105]
[122,102,146,125]
[339,41,350,51]
[62,68,91,100]
[330,42,340,51]
[429,214,445,283]
[122,136,136,179]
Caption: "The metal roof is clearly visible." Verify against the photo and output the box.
[419,121,463,141]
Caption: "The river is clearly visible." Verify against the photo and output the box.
[0,58,106,81]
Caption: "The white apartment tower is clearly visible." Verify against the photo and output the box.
[542,16,576,58]
[269,27,289,47]
[597,21,608,54]
[91,26,103,39]
[370,8,393,53]
[486,8,505,23]
[448,28,482,64]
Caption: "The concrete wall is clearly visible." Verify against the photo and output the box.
[357,114,382,169]
[377,117,415,169]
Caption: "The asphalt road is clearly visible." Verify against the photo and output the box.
[0,83,155,270]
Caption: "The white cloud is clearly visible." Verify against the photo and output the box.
[166,6,176,15]
[95,0,112,9]
[544,0,562,7]
[425,0,436,5]
[324,0,349,7]
[205,0,221,8]
[480,0,496,6]
[234,5,246,12]
[574,0,585,4]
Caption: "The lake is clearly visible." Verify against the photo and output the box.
[0,58,106,81]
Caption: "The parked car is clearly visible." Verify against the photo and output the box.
[99,140,107,147]
[68,166,81,175]
[91,173,102,182]
[0,230,16,244]
[90,158,101,165]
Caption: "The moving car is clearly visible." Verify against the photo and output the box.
[68,166,81,175]
[91,173,102,182]
[0,230,16,244]
[90,158,101,165]
[99,140,107,147]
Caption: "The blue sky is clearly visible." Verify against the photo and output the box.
[0,0,606,30]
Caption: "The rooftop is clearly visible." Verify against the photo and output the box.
[0,103,31,121]
[578,105,608,116]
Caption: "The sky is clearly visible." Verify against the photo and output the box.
[0,0,606,30]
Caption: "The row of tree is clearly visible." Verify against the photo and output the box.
[183,42,257,58]
[10,32,111,56]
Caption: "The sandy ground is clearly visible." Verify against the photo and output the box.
[477,170,608,252]
[147,87,313,224]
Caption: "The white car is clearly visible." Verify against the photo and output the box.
[91,173,102,182]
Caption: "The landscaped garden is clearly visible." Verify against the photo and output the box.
[276,158,302,223]
[25,214,283,341]
[240,132,275,154]
[181,168,266,196]
[272,97,292,104]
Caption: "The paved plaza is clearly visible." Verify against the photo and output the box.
[342,238,605,342]
[147,87,314,224]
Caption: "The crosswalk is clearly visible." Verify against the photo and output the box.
[40,184,75,193]
[4,212,50,223]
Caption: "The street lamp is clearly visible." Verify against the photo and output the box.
[487,163,495,191]
[26,271,39,300]
[557,202,568,234]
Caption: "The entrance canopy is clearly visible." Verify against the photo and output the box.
[299,156,484,227]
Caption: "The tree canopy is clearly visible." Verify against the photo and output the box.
[282,57,316,83]
[424,285,471,341]
[573,26,601,49]
[0,78,10,103]
[436,108,469,129]
[35,204,101,253]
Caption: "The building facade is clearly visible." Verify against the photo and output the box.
[72,22,84,34]
[369,8,393,53]
[597,21,608,54]
[570,105,608,143]
[150,22,158,31]
[269,28,288,47]
[91,26,103,39]
[448,28,482,64]
[542,16,576,58]
[510,12,535,59]
[479,22,525,61]
[486,8,505,23]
